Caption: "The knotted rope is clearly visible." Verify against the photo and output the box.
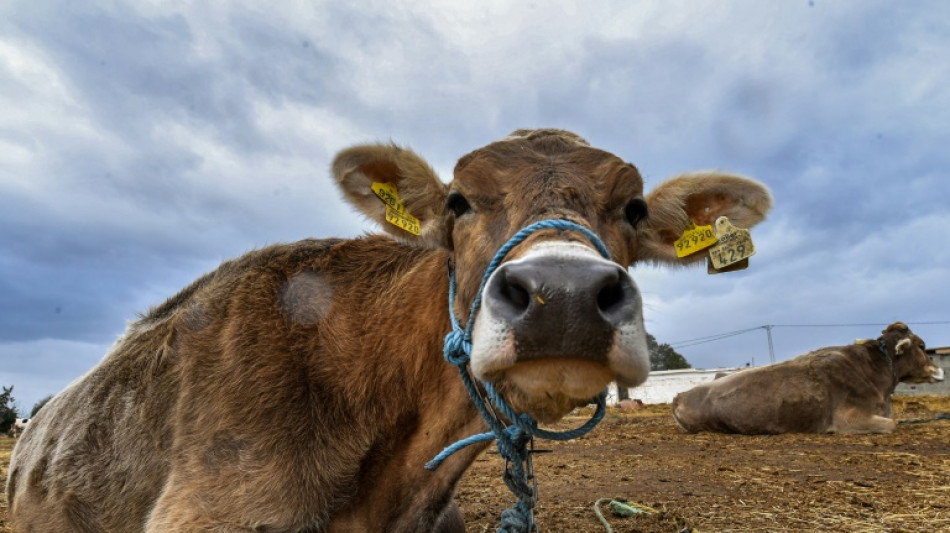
[426,219,612,533]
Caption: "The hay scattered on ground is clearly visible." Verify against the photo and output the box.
[1,396,947,532]
[460,395,950,532]
[0,437,13,533]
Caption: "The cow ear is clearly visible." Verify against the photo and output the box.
[895,338,913,355]
[882,321,910,335]
[332,143,449,248]
[637,172,772,265]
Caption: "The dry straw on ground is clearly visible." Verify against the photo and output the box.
[1,396,947,532]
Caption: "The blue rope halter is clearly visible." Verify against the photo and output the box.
[426,219,612,533]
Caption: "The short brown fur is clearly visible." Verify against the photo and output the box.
[8,130,771,532]
[672,322,942,435]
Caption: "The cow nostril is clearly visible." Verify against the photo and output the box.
[597,281,625,313]
[596,269,638,325]
[500,278,530,313]
[487,269,533,317]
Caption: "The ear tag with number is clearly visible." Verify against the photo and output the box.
[674,222,717,258]
[371,182,422,236]
[707,257,749,275]
[707,216,755,271]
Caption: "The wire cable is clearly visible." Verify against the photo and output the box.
[669,321,950,349]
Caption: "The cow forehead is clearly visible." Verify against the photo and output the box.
[450,131,643,208]
[501,128,591,146]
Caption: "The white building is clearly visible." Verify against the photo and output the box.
[611,367,745,405]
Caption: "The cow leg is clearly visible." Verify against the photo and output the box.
[146,516,261,533]
[670,397,702,433]
[829,407,896,434]
[145,491,261,533]
[9,491,106,533]
[433,499,465,533]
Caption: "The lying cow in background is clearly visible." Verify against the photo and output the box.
[672,322,944,435]
[8,129,771,532]
[9,418,28,438]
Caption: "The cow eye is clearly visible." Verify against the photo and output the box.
[624,197,648,227]
[445,192,472,217]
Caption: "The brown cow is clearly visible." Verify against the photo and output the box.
[672,322,945,435]
[7,129,771,532]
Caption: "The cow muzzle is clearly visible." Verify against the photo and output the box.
[470,241,650,418]
[486,250,637,361]
[931,366,945,382]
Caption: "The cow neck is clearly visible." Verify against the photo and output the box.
[427,219,611,533]
[878,338,898,394]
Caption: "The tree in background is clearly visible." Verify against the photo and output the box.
[617,334,691,401]
[648,333,691,371]
[0,385,17,434]
[31,394,54,417]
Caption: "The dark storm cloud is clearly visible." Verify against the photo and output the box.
[1,0,948,413]
[0,2,386,349]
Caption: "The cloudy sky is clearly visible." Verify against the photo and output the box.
[1,1,948,413]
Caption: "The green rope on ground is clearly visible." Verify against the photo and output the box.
[593,498,613,533]
[593,498,657,532]
[898,412,950,425]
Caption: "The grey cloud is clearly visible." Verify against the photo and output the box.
[0,0,948,410]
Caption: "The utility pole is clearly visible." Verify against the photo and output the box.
[764,325,776,364]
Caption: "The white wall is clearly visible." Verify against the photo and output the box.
[612,367,745,405]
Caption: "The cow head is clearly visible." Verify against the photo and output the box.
[333,129,771,422]
[881,322,944,384]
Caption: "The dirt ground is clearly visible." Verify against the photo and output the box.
[458,395,950,532]
[0,437,11,533]
[1,396,947,532]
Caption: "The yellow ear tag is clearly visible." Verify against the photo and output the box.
[371,182,421,236]
[707,216,755,270]
[674,222,717,258]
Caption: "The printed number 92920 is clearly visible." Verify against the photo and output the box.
[674,226,716,257]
